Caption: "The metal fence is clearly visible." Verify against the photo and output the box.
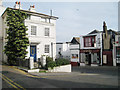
[16,58,29,69]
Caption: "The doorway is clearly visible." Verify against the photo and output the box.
[30,46,37,62]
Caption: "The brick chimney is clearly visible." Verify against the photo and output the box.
[103,21,108,38]
[29,5,36,12]
[14,1,22,9]
[0,0,2,6]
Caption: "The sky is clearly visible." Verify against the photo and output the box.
[2,0,118,42]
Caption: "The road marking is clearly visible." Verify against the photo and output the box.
[0,73,26,90]
[7,65,99,78]
[0,74,18,89]
[79,73,99,75]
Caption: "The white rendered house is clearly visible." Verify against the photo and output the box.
[0,0,6,62]
[1,2,58,62]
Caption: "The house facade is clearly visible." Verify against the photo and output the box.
[56,37,80,66]
[80,31,102,66]
[70,37,80,66]
[0,0,6,62]
[80,22,118,66]
[56,42,71,60]
[102,22,117,66]
[1,2,58,63]
[113,33,120,66]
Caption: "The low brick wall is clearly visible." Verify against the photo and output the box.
[48,64,71,72]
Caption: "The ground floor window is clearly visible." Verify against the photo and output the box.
[72,54,78,59]
[116,46,120,58]
[116,46,120,63]
[80,52,100,64]
[92,53,100,64]
[45,45,49,53]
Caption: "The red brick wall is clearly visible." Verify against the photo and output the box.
[102,51,113,66]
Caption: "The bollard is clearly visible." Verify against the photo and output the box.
[41,56,46,67]
[29,57,34,69]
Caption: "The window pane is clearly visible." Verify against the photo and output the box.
[31,26,37,35]
[45,45,49,53]
[45,28,49,36]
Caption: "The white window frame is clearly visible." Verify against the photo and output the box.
[45,45,50,53]
[44,28,50,36]
[31,25,37,35]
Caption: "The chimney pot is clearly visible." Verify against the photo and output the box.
[33,5,35,8]
[18,1,20,4]
[16,1,18,4]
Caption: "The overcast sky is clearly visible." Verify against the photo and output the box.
[2,1,118,42]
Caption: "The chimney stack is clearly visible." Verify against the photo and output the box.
[103,21,108,37]
[0,0,2,6]
[29,5,36,12]
[14,1,22,9]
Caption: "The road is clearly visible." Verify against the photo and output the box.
[0,64,119,89]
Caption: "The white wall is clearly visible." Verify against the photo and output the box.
[56,43,71,59]
[70,44,79,62]
[0,5,6,62]
[25,15,56,61]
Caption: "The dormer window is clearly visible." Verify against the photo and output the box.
[84,36,96,47]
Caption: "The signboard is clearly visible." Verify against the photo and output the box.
[80,49,100,53]
[103,55,107,64]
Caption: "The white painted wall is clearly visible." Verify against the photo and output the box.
[113,35,120,66]
[48,64,71,72]
[56,43,71,60]
[25,15,56,61]
[70,44,79,62]
[0,3,6,62]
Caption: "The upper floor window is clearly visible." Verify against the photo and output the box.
[45,28,50,36]
[31,26,37,35]
[45,45,49,53]
[84,36,96,47]
[118,37,120,43]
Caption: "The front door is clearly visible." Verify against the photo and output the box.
[30,46,36,62]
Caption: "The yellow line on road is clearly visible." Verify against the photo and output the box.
[0,74,19,89]
[0,73,26,90]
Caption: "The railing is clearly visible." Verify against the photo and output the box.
[16,58,29,69]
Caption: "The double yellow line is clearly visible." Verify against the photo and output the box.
[0,73,25,90]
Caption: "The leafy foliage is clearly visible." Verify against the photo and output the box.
[56,58,70,66]
[45,57,70,69]
[4,8,30,65]
[46,56,53,63]
[46,61,56,69]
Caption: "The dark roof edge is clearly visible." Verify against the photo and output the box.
[2,7,58,20]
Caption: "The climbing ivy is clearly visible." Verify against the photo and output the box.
[4,8,30,65]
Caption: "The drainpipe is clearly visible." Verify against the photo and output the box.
[51,42,53,60]
[100,33,103,66]
[79,43,80,66]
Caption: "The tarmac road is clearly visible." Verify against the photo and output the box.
[1,64,119,89]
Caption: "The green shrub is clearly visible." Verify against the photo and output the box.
[56,58,70,66]
[46,61,56,69]
[46,56,53,63]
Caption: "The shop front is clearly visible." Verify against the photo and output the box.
[116,46,120,65]
[80,49,101,66]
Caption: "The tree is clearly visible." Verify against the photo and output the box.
[4,8,30,65]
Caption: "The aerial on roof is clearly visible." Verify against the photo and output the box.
[2,7,58,20]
